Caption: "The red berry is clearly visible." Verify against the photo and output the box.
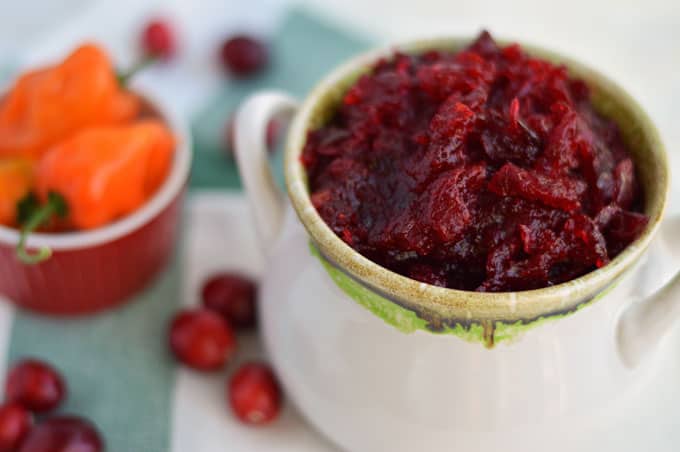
[6,360,66,413]
[220,35,269,77]
[202,274,257,329]
[228,363,282,425]
[141,19,176,59]
[224,115,281,158]
[169,309,236,371]
[19,416,102,452]
[0,403,31,452]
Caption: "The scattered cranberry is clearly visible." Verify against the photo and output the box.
[220,35,269,77]
[6,360,66,413]
[141,19,176,60]
[228,363,282,425]
[19,416,102,452]
[0,403,31,452]
[169,309,237,371]
[202,274,257,329]
[224,115,281,158]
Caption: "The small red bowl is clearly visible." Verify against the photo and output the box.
[0,91,192,316]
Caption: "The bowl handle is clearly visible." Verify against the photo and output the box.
[616,216,680,368]
[234,92,299,253]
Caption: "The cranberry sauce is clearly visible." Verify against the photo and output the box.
[302,32,648,292]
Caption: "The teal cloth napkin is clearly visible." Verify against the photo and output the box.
[6,9,369,451]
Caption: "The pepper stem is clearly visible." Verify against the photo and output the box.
[117,56,156,86]
[16,193,68,265]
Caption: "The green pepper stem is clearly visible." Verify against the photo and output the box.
[16,197,61,265]
[117,56,156,86]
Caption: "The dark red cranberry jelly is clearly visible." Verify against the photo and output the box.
[302,32,648,292]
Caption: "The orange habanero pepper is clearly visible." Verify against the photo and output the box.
[0,159,33,227]
[0,44,140,160]
[16,120,174,263]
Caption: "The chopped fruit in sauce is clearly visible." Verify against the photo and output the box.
[303,31,648,292]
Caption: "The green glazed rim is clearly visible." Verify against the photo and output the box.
[284,36,668,344]
[309,240,623,346]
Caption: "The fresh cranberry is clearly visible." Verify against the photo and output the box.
[220,35,269,77]
[202,274,257,329]
[169,309,236,371]
[6,360,66,413]
[141,19,176,59]
[224,116,280,158]
[19,417,102,452]
[0,403,31,452]
[228,362,282,425]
